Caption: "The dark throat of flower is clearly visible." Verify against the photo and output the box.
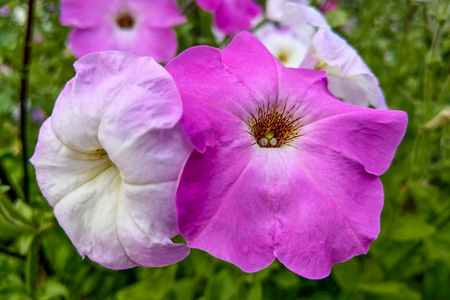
[247,99,303,148]
[116,12,135,29]
[96,148,116,167]
[277,51,289,65]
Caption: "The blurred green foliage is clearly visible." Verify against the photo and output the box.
[0,0,449,299]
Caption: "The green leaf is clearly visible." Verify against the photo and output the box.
[0,195,34,242]
[37,280,69,300]
[390,216,436,241]
[332,257,361,291]
[204,269,234,300]
[247,282,262,300]
[25,237,40,297]
[116,282,159,300]
[356,282,421,300]
[325,9,349,28]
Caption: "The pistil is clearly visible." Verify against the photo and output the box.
[247,99,303,148]
[116,12,135,29]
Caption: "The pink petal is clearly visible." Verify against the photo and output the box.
[222,32,279,103]
[275,144,383,279]
[60,0,116,28]
[172,33,407,278]
[177,131,276,272]
[214,0,262,35]
[276,64,407,175]
[132,0,186,28]
[166,39,273,151]
[301,110,407,175]
[196,0,221,11]
[133,27,179,62]
[68,27,117,58]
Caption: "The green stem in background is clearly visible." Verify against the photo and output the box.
[0,246,26,260]
[20,0,35,203]
[182,0,196,14]
[437,73,450,106]
[0,160,20,201]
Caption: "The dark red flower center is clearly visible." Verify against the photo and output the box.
[116,12,135,29]
[247,99,303,148]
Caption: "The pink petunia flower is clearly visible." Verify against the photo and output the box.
[166,32,407,279]
[260,2,387,109]
[0,5,10,16]
[60,0,186,62]
[31,108,46,124]
[195,0,262,35]
[319,1,338,13]
[31,52,192,269]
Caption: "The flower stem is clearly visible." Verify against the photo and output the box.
[182,0,196,14]
[20,0,35,203]
[0,160,21,201]
[0,246,26,260]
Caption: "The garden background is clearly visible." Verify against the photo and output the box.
[0,0,449,299]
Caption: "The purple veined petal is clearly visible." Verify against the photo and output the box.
[32,52,191,269]
[312,28,388,109]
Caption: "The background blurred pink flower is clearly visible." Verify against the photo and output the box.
[196,0,262,35]
[31,108,46,124]
[166,32,407,279]
[0,5,10,16]
[60,0,186,62]
[319,0,338,13]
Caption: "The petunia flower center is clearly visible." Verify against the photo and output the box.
[313,51,328,71]
[95,148,116,167]
[277,51,289,65]
[247,100,302,148]
[116,12,135,29]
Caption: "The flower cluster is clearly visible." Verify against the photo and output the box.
[32,1,407,279]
